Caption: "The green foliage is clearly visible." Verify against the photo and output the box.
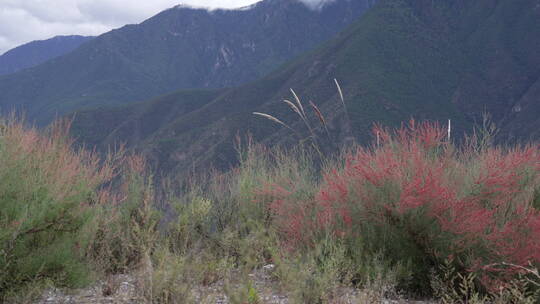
[2,113,540,304]
[431,259,540,304]
[0,119,116,300]
[431,259,489,304]
[273,240,352,303]
[168,194,212,255]
[0,118,164,302]
[151,248,194,304]
[225,279,261,304]
[86,154,161,276]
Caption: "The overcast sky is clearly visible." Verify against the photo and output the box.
[0,0,262,54]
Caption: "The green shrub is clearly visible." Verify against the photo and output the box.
[0,118,161,302]
[86,154,160,275]
[151,247,194,304]
[224,277,261,304]
[0,119,118,299]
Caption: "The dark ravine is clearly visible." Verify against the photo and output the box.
[0,0,374,124]
[72,0,540,175]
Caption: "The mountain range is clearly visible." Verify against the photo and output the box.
[71,0,540,174]
[0,0,538,175]
[0,0,374,124]
[0,35,93,76]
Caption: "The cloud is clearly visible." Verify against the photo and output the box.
[296,0,337,10]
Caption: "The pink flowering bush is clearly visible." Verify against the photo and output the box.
[256,120,540,291]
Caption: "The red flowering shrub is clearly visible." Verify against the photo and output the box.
[258,120,540,290]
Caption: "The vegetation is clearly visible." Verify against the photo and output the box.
[1,114,539,303]
[0,117,158,302]
[0,1,538,303]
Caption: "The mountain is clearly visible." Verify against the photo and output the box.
[0,0,375,124]
[72,0,540,174]
[0,36,93,76]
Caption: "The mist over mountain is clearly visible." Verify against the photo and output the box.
[297,0,338,10]
[0,0,373,124]
[0,36,93,76]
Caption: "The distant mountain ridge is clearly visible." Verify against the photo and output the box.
[0,0,375,124]
[0,35,93,76]
[72,0,540,174]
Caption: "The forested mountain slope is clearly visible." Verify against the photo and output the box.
[73,0,540,173]
[0,0,374,124]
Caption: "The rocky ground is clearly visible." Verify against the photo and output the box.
[37,267,433,304]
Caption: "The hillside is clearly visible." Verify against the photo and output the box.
[0,0,374,124]
[72,0,540,174]
[0,35,93,76]
[2,1,540,302]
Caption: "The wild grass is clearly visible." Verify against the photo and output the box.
[1,109,539,303]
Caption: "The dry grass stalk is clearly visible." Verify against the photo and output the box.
[284,99,303,119]
[309,100,330,137]
[334,78,352,137]
[289,89,316,139]
[334,78,345,109]
[253,112,295,133]
[448,119,452,142]
[484,262,540,288]
[290,88,306,119]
